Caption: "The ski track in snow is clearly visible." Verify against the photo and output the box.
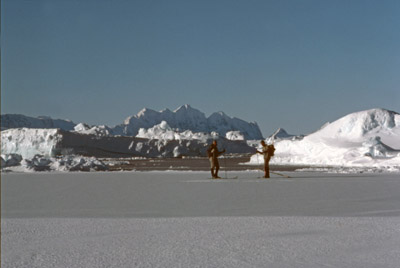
[2,171,400,267]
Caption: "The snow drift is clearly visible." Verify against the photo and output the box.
[250,109,400,168]
[21,155,108,172]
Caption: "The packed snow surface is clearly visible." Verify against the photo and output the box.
[2,171,400,267]
[250,109,400,168]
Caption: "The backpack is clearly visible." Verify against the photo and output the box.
[207,145,213,158]
[268,145,275,157]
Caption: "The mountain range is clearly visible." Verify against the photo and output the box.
[1,105,263,140]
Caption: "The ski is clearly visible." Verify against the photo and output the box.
[209,176,238,180]
[257,169,291,178]
[271,171,291,178]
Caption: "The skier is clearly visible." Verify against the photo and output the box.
[257,140,275,178]
[207,140,225,179]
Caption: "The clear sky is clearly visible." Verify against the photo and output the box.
[2,0,399,136]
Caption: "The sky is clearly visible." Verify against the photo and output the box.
[2,0,399,136]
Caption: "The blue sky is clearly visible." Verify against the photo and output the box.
[2,0,399,136]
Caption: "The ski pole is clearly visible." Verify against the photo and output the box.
[223,152,227,179]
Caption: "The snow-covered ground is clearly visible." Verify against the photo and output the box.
[2,171,400,267]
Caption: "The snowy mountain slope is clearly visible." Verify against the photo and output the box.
[250,108,400,167]
[113,105,263,140]
[266,128,304,143]
[173,105,209,132]
[207,111,262,140]
[1,114,76,131]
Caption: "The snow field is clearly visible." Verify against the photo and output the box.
[3,216,400,268]
[2,171,400,267]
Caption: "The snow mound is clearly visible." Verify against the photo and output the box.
[18,155,108,172]
[312,108,400,147]
[249,109,400,168]
[225,131,245,141]
[49,155,108,172]
[74,123,113,136]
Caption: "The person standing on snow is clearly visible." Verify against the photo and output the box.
[207,140,225,179]
[257,140,275,178]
